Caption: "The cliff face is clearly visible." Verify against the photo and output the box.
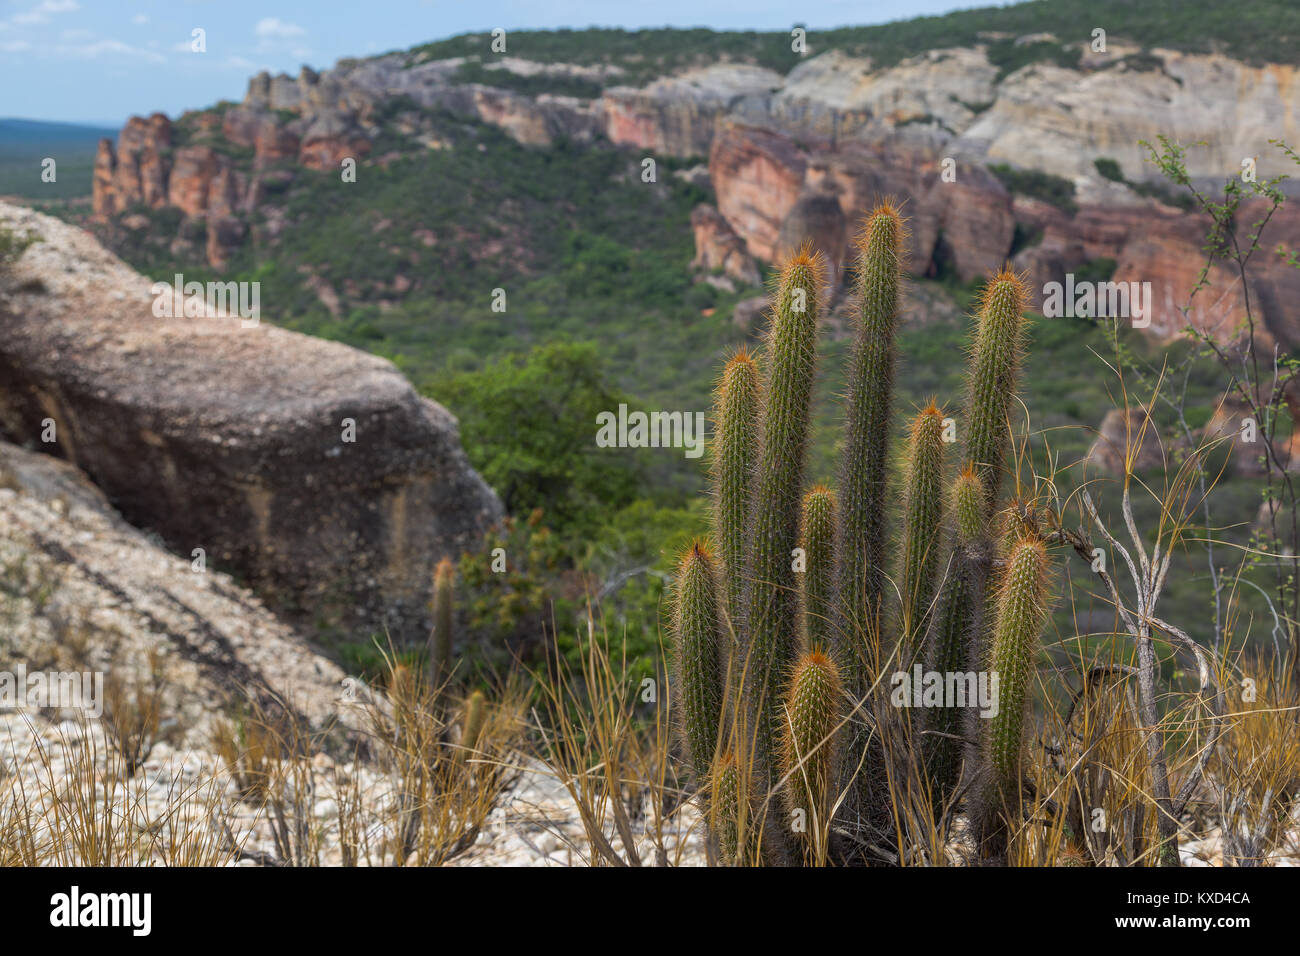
[89,41,1300,345]
[0,202,503,641]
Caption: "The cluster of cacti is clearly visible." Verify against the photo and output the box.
[669,203,1055,865]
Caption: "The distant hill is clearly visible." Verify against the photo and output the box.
[0,118,118,199]
[408,0,1300,88]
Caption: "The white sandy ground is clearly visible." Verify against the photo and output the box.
[4,710,1298,867]
[0,711,709,867]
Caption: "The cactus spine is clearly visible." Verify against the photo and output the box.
[779,649,841,864]
[898,403,947,662]
[672,541,725,778]
[801,486,837,653]
[712,349,761,633]
[743,248,823,775]
[429,557,455,690]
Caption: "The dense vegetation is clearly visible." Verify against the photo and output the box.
[406,0,1300,92]
[0,118,114,199]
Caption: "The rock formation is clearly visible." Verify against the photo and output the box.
[690,204,760,285]
[0,202,503,642]
[0,439,358,739]
[87,41,1300,352]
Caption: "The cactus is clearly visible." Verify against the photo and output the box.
[976,533,1051,854]
[712,349,761,634]
[668,205,1049,865]
[461,688,486,756]
[964,269,1029,519]
[923,465,986,802]
[710,749,742,865]
[838,204,904,645]
[801,486,837,652]
[779,649,841,864]
[429,557,456,691]
[742,247,823,778]
[672,541,725,778]
[898,403,947,662]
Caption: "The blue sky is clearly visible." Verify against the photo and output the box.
[0,0,990,125]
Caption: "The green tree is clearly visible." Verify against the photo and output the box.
[436,341,645,534]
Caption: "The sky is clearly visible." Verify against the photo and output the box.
[0,0,994,126]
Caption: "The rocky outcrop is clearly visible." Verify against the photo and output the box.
[708,119,1015,282]
[0,440,357,740]
[92,112,172,218]
[86,43,1300,354]
[690,204,760,285]
[0,202,503,642]
[602,64,783,157]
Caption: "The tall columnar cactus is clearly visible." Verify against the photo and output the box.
[980,533,1050,849]
[898,403,947,662]
[429,557,456,690]
[801,486,837,652]
[838,203,904,645]
[924,465,986,801]
[672,541,725,779]
[711,348,761,633]
[710,749,742,865]
[743,247,823,775]
[964,269,1029,519]
[779,649,841,864]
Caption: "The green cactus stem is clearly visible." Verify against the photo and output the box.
[801,485,837,653]
[779,648,842,864]
[672,541,725,778]
[711,347,761,634]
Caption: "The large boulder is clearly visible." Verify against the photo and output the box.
[0,439,358,739]
[0,202,502,642]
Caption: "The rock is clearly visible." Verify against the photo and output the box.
[92,113,172,219]
[298,109,371,170]
[1085,408,1166,475]
[0,439,358,741]
[0,202,502,641]
[709,119,808,264]
[775,183,848,284]
[168,146,222,217]
[602,64,783,157]
[690,204,760,286]
[731,295,767,331]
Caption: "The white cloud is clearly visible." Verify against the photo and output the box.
[0,39,31,52]
[57,38,165,63]
[13,0,80,26]
[254,17,305,40]
[132,14,149,25]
